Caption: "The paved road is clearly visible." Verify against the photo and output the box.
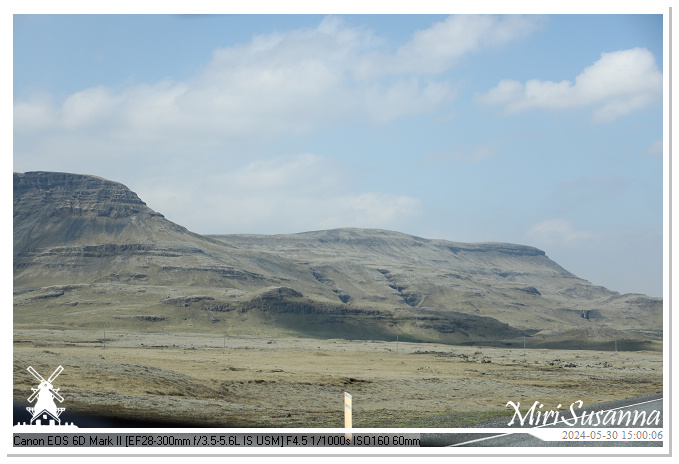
[421,393,663,447]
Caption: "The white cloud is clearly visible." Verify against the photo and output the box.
[136,154,422,234]
[356,15,543,77]
[321,192,422,230]
[14,16,438,145]
[362,78,456,124]
[13,93,59,134]
[478,47,662,122]
[527,218,593,247]
[14,15,544,155]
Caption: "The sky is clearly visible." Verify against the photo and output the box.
[12,9,667,298]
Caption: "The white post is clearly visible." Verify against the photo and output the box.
[344,392,352,441]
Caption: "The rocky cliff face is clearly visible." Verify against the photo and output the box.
[13,171,192,251]
[14,171,146,211]
[13,171,662,345]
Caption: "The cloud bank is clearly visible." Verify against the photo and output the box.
[137,154,422,233]
[14,15,542,233]
[14,15,542,157]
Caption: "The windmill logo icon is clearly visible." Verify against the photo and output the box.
[15,365,78,428]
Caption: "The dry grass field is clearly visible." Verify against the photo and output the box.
[13,329,663,428]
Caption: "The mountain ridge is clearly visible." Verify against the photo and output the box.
[13,171,662,347]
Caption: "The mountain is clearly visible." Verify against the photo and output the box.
[209,229,662,341]
[13,171,662,348]
[14,171,204,250]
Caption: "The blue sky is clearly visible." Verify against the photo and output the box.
[12,10,667,297]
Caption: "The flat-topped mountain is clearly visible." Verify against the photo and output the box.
[210,229,661,336]
[14,171,205,250]
[13,171,662,348]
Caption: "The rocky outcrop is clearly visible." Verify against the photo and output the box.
[13,171,193,252]
[14,171,147,208]
[445,243,546,257]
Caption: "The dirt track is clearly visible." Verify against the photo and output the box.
[13,329,663,428]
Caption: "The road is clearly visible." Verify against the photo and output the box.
[420,393,664,447]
